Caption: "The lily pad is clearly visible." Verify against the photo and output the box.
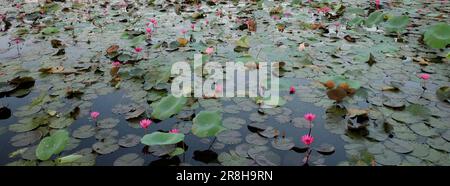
[113,153,144,166]
[97,118,120,129]
[92,139,120,155]
[192,111,225,138]
[118,134,141,148]
[223,117,246,130]
[436,86,450,102]
[151,95,187,120]
[271,137,295,151]
[315,143,336,155]
[383,15,409,33]
[217,130,242,145]
[10,130,42,147]
[245,133,268,145]
[384,138,414,154]
[36,130,69,160]
[423,23,450,49]
[141,132,185,146]
[72,125,96,139]
[253,151,281,166]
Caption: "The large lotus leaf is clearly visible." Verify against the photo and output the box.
[383,15,409,33]
[192,111,226,138]
[365,11,385,27]
[35,130,69,161]
[423,23,450,49]
[151,95,187,120]
[141,132,185,146]
[41,27,59,35]
[436,86,450,102]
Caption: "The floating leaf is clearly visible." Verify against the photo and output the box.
[192,111,225,138]
[141,132,185,146]
[10,131,42,147]
[151,95,187,120]
[41,27,59,35]
[436,86,450,102]
[72,125,96,139]
[423,23,450,49]
[92,139,120,155]
[384,138,414,154]
[56,154,83,164]
[314,143,336,155]
[271,137,295,151]
[113,153,144,166]
[365,11,385,27]
[169,147,185,157]
[36,130,69,160]
[217,130,242,145]
[118,134,141,148]
[253,151,281,166]
[245,133,268,145]
[97,118,119,129]
[384,15,409,33]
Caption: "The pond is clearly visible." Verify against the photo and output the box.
[0,0,449,166]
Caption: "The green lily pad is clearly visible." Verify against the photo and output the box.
[141,132,185,146]
[113,153,144,166]
[218,150,255,166]
[151,95,187,120]
[374,149,402,165]
[436,86,450,102]
[223,117,246,130]
[271,138,295,151]
[384,138,414,154]
[423,23,450,49]
[97,118,120,129]
[169,147,185,157]
[427,137,450,152]
[36,130,69,161]
[49,117,74,129]
[246,133,268,145]
[10,130,42,147]
[253,151,281,166]
[92,139,120,155]
[365,11,385,27]
[217,130,242,145]
[118,134,141,148]
[383,15,409,33]
[192,111,225,138]
[72,125,96,139]
[41,27,60,35]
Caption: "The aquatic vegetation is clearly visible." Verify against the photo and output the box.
[0,0,448,167]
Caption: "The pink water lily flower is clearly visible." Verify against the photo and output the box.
[205,19,209,25]
[304,113,316,122]
[191,24,195,30]
[420,73,430,80]
[181,29,188,35]
[215,84,223,92]
[90,111,100,121]
[169,129,180,134]
[146,27,152,34]
[289,86,296,94]
[205,47,214,55]
[140,119,152,129]
[135,47,142,53]
[112,61,121,67]
[301,134,314,146]
[375,0,381,10]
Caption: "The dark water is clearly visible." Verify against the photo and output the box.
[0,78,346,166]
